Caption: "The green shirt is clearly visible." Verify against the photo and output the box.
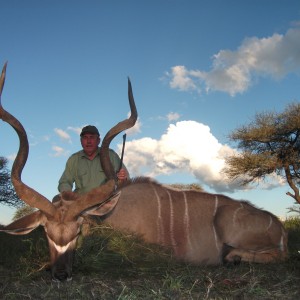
[58,148,127,194]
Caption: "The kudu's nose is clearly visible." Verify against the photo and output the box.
[52,268,72,281]
[53,270,72,282]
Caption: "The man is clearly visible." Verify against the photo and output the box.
[58,125,128,194]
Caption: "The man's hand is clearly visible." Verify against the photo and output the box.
[117,168,127,181]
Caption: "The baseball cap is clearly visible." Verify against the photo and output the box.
[80,125,100,136]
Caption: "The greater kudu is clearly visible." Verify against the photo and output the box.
[0,62,135,281]
[0,63,288,281]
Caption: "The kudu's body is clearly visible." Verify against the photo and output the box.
[0,63,287,281]
[103,179,287,265]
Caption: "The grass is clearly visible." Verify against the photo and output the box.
[0,219,299,299]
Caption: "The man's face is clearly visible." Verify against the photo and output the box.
[80,134,100,158]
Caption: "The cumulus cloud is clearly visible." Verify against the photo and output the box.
[168,66,201,93]
[121,121,235,192]
[121,120,285,192]
[165,26,300,96]
[54,128,72,143]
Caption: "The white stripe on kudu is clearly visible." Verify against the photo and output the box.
[166,189,177,252]
[183,191,192,251]
[213,196,220,252]
[153,184,164,245]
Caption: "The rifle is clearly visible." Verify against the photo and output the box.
[118,133,127,172]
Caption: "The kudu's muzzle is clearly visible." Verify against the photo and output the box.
[51,249,74,282]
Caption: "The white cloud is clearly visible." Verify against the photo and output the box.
[54,128,72,143]
[166,26,300,96]
[51,146,69,157]
[167,112,180,122]
[154,112,181,122]
[67,126,82,135]
[122,111,142,136]
[6,153,16,161]
[121,120,284,193]
[167,66,202,93]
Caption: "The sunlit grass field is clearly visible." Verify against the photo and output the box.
[0,217,299,299]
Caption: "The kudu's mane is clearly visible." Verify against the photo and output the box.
[117,176,156,189]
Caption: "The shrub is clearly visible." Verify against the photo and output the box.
[284,216,300,257]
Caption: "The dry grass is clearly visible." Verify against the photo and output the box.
[0,220,299,299]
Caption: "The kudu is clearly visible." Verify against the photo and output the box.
[0,62,134,281]
[0,63,288,281]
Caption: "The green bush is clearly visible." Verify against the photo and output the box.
[284,216,300,257]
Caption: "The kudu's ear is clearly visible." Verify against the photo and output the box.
[84,192,121,216]
[0,210,45,235]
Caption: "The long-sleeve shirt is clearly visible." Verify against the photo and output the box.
[58,147,128,194]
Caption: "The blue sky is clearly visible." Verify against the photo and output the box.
[1,0,300,224]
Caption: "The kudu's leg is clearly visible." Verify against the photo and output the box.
[215,203,288,264]
[223,246,287,264]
